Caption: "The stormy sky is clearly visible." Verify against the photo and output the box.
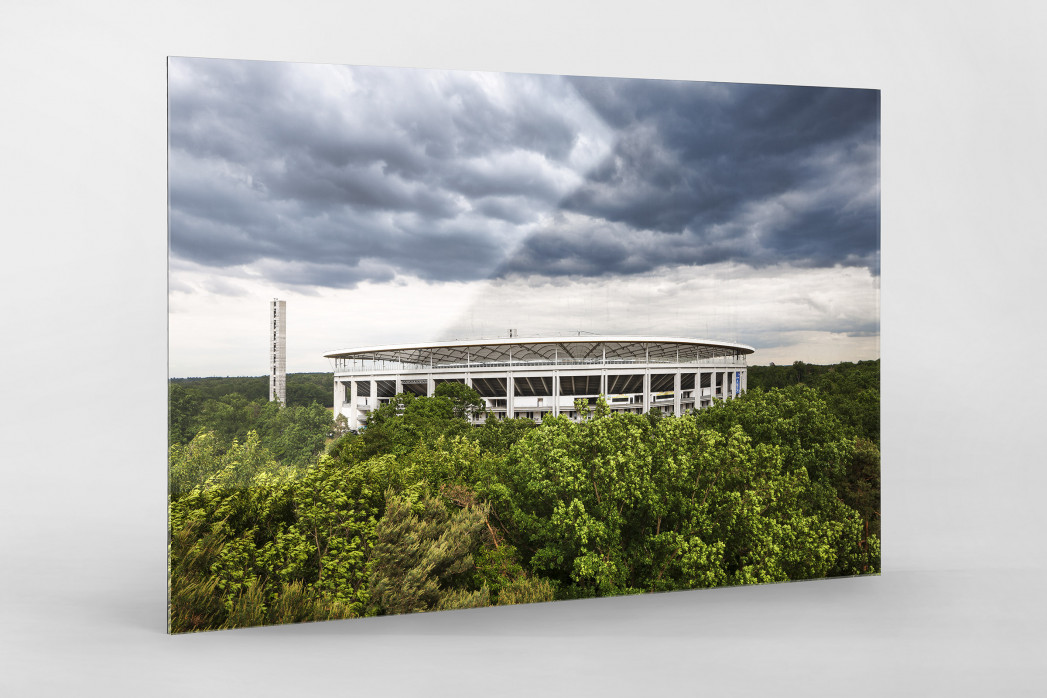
[168,57,879,377]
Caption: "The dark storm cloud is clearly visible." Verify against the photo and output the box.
[498,215,747,278]
[496,77,880,278]
[169,58,879,291]
[168,58,595,289]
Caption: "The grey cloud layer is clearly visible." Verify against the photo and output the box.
[169,59,879,290]
[510,77,881,275]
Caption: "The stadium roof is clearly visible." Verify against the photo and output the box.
[324,336,754,365]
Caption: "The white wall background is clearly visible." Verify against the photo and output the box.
[1,1,1044,694]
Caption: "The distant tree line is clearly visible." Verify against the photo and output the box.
[168,369,880,633]
[170,372,333,408]
[748,360,879,443]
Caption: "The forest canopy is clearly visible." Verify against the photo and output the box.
[168,360,879,632]
[170,372,332,409]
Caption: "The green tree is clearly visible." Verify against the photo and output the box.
[690,386,879,548]
[485,412,657,596]
[355,392,469,460]
[168,520,357,633]
[475,417,536,454]
[484,403,877,599]
[258,455,383,614]
[168,429,299,505]
[169,391,334,468]
[255,400,333,468]
[433,381,486,420]
[745,360,879,443]
[815,361,880,443]
[367,490,490,615]
[168,430,303,630]
[169,443,387,630]
[168,383,203,446]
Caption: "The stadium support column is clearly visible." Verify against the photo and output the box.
[370,378,378,409]
[395,377,402,395]
[552,372,560,417]
[642,371,651,414]
[334,380,346,418]
[673,372,682,417]
[349,380,359,430]
[465,375,474,421]
[742,369,747,394]
[724,370,731,399]
[507,374,515,418]
[427,376,435,397]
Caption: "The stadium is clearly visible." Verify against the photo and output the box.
[325,335,755,430]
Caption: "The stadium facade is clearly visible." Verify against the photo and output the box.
[325,336,754,430]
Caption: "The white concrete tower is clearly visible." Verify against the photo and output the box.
[269,299,286,405]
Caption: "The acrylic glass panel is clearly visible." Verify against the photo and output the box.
[168,57,880,633]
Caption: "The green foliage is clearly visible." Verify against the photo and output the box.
[573,397,592,421]
[367,490,490,615]
[495,576,556,606]
[168,390,333,469]
[168,435,309,633]
[170,372,333,408]
[168,429,298,519]
[747,360,879,442]
[838,437,881,542]
[433,381,487,420]
[473,543,526,601]
[354,392,470,461]
[169,384,203,446]
[169,371,879,632]
[690,386,880,551]
[168,522,228,632]
[403,435,488,492]
[332,414,350,439]
[285,373,335,409]
[168,521,358,633]
[169,431,383,630]
[260,456,382,613]
[170,375,269,403]
[475,418,536,454]
[255,402,332,468]
[816,363,880,443]
[747,361,826,391]
[486,412,657,596]
[690,385,852,485]
[484,401,877,599]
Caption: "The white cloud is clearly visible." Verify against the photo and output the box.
[170,261,878,376]
[169,268,486,377]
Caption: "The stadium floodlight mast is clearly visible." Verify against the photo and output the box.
[269,299,286,405]
[324,335,754,430]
